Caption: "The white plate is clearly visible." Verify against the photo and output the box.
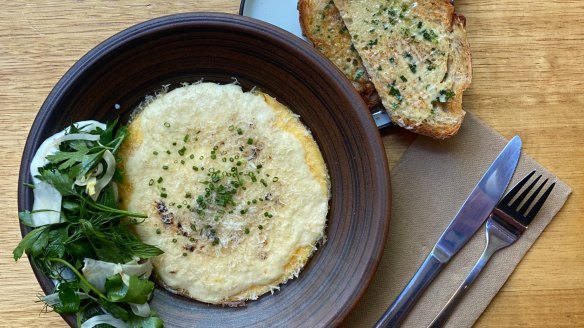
[240,0,307,41]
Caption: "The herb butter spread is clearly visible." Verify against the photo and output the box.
[119,82,330,304]
[334,0,472,138]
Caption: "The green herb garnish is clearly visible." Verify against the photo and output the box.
[14,121,163,327]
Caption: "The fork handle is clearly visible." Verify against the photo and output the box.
[427,237,506,327]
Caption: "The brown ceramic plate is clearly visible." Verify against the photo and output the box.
[18,13,390,327]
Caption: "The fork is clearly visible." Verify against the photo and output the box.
[427,170,555,328]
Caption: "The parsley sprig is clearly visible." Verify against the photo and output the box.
[14,121,164,327]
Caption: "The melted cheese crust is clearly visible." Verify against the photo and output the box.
[119,83,330,304]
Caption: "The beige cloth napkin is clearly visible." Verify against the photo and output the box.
[342,113,572,327]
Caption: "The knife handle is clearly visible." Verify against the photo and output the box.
[375,253,445,328]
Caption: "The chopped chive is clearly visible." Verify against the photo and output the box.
[164,122,170,127]
[408,64,417,74]
[149,179,154,186]
[178,147,186,156]
[247,138,253,145]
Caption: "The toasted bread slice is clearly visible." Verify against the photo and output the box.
[299,0,380,109]
[334,0,472,138]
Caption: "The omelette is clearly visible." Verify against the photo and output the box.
[118,82,330,304]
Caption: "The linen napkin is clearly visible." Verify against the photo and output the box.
[342,113,572,327]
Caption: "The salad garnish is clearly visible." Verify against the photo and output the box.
[14,120,164,328]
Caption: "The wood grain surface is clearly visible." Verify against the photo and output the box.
[0,1,582,327]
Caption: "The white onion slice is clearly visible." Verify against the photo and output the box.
[74,163,103,187]
[90,150,115,201]
[41,291,95,306]
[81,258,153,293]
[28,120,105,227]
[129,302,151,317]
[80,314,128,328]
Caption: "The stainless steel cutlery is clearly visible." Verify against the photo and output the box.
[375,136,522,327]
[428,170,555,327]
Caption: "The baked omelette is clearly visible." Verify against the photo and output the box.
[118,82,330,304]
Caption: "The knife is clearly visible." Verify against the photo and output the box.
[375,135,522,328]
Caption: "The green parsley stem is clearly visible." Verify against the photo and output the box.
[86,201,148,218]
[46,257,107,300]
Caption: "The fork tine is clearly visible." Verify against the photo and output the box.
[510,174,541,209]
[518,177,547,214]
[501,170,536,204]
[525,182,556,221]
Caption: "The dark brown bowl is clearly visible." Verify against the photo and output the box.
[18,13,391,327]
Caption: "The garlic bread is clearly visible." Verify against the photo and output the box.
[334,0,472,138]
[299,0,380,109]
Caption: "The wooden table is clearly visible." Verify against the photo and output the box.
[1,1,582,326]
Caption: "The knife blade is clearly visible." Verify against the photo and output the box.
[375,135,522,328]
